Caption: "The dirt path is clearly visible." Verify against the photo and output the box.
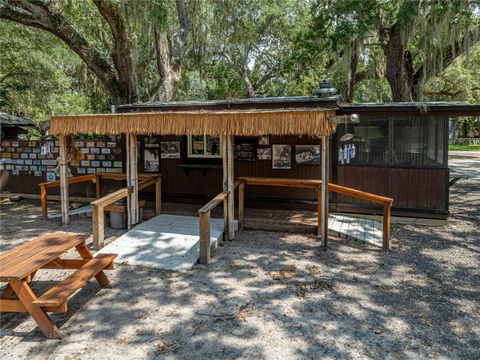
[0,179,479,359]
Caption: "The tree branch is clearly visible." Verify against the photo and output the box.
[93,0,137,102]
[0,0,126,102]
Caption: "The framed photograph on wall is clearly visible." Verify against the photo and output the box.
[259,136,269,145]
[272,144,291,169]
[160,141,180,159]
[257,148,271,160]
[234,143,256,161]
[144,148,159,171]
[295,145,321,165]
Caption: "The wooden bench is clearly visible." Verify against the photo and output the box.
[0,233,117,338]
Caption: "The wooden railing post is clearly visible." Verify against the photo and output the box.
[238,180,245,231]
[199,212,210,264]
[383,203,391,251]
[40,184,48,220]
[155,176,161,215]
[317,189,321,237]
[95,174,101,199]
[92,204,104,250]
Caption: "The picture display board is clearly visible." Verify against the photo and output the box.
[0,137,123,179]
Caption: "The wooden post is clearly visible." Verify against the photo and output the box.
[317,190,321,237]
[221,135,228,237]
[127,134,139,226]
[383,203,391,251]
[155,176,161,215]
[95,174,101,199]
[92,205,104,250]
[59,135,69,225]
[227,135,235,240]
[199,212,210,264]
[40,184,47,219]
[125,135,131,229]
[238,180,245,231]
[320,135,329,248]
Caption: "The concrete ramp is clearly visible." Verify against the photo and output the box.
[97,214,228,271]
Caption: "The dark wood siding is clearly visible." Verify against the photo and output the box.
[336,166,448,213]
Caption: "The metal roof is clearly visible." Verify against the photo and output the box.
[117,97,480,116]
[0,112,35,127]
[117,96,340,111]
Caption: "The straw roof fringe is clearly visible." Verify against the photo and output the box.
[50,108,336,136]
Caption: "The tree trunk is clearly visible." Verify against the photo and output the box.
[346,40,359,103]
[382,24,414,102]
[153,24,181,101]
[0,0,137,104]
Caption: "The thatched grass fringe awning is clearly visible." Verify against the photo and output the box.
[50,108,337,136]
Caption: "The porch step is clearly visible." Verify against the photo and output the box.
[32,253,116,307]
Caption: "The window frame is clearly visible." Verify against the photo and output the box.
[187,135,222,159]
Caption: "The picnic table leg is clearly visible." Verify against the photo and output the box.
[75,243,112,289]
[1,284,15,299]
[10,280,62,339]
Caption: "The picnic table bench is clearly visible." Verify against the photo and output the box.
[0,233,116,338]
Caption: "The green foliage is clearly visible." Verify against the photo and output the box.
[0,0,479,121]
[0,22,94,122]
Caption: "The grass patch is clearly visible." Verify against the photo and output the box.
[449,144,480,151]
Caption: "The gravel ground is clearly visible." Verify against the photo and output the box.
[0,178,478,359]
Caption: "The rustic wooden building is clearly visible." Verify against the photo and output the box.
[117,98,479,220]
[1,99,478,221]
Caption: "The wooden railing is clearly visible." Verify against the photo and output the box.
[238,176,393,251]
[39,174,96,219]
[91,175,162,250]
[198,191,229,264]
[92,187,132,250]
[39,173,162,250]
[39,173,161,219]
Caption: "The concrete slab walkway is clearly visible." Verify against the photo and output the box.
[97,214,229,271]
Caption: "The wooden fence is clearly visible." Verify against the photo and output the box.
[238,177,393,250]
[39,173,162,250]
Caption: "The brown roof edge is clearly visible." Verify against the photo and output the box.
[116,96,341,113]
[337,102,480,116]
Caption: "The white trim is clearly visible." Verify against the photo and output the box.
[187,135,223,158]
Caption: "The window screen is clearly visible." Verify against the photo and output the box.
[336,115,446,167]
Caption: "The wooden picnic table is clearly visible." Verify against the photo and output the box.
[0,233,116,338]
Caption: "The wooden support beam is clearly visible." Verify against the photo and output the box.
[199,212,211,264]
[317,190,322,237]
[92,205,104,250]
[95,174,101,198]
[227,135,235,240]
[40,184,47,220]
[320,135,329,247]
[155,176,161,215]
[238,180,245,231]
[125,135,131,228]
[222,135,228,237]
[59,135,69,225]
[383,204,391,251]
[129,134,139,225]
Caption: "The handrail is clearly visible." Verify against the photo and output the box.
[328,183,392,206]
[238,177,393,205]
[198,192,228,214]
[92,186,133,250]
[91,187,132,207]
[198,191,230,264]
[238,176,393,251]
[39,174,96,189]
[39,173,162,220]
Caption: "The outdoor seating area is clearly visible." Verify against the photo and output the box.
[0,233,116,338]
